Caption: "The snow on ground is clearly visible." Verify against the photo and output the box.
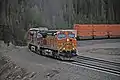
[77,39,120,63]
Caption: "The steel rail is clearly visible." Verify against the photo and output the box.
[71,56,120,76]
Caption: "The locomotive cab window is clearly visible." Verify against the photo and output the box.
[57,33,66,39]
[68,33,75,38]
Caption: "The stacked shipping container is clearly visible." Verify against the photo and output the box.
[74,24,120,40]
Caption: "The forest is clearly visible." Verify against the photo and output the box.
[0,0,120,45]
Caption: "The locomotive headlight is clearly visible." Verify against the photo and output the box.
[63,48,66,50]
[73,48,75,50]
[67,39,69,41]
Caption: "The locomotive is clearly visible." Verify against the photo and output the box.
[26,27,78,60]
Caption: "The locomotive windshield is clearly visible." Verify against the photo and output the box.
[57,33,66,39]
[68,33,75,38]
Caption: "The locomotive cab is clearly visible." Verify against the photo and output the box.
[57,30,78,58]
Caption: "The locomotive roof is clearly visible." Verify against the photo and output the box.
[45,29,77,34]
[58,29,76,31]
[47,29,76,32]
[29,27,48,31]
[46,30,58,34]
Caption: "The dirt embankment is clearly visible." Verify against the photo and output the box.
[0,41,36,80]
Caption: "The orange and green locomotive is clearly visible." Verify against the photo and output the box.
[26,28,78,60]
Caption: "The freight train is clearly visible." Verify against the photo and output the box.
[74,24,120,40]
[26,27,78,60]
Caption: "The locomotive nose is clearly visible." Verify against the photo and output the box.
[66,38,72,42]
[67,38,69,42]
[63,40,75,51]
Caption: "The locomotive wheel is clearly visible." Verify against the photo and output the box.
[54,55,58,59]
[39,50,42,55]
[35,47,38,53]
[28,44,31,51]
[52,51,57,58]
[66,58,71,61]
[40,50,43,55]
[59,56,65,61]
[41,50,46,56]
[37,49,41,55]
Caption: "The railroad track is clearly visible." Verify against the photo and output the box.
[31,49,120,76]
[71,56,120,76]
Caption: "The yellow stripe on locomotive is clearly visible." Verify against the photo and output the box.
[56,30,77,55]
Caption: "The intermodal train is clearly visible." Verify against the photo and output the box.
[74,24,120,40]
[26,27,78,60]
